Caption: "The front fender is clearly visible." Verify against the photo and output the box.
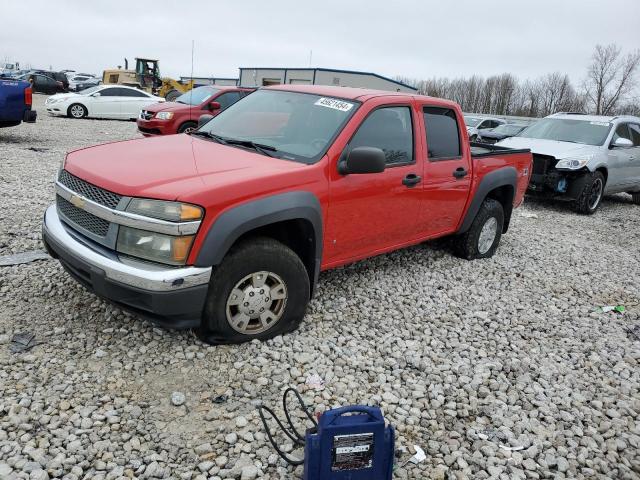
[194,191,323,288]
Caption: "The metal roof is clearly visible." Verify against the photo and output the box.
[238,67,417,91]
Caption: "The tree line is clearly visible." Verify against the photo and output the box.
[396,44,640,118]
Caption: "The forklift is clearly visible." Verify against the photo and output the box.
[102,58,194,101]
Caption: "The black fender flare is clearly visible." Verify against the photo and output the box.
[458,167,517,234]
[194,191,323,291]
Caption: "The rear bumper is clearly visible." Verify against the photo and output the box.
[136,118,174,136]
[42,205,211,329]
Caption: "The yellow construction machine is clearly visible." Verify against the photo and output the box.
[101,58,193,101]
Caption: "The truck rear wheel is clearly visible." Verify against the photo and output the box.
[454,198,504,260]
[198,237,310,344]
[574,171,604,214]
[165,89,181,102]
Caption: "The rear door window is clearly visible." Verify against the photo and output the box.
[349,106,414,166]
[423,107,462,160]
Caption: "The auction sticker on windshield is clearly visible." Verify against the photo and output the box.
[315,97,354,112]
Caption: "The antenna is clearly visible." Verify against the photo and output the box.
[189,40,194,123]
[309,50,313,67]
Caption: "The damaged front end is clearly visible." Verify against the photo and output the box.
[527,154,591,200]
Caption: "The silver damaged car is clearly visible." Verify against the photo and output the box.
[498,113,640,214]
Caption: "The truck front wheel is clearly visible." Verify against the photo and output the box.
[198,237,310,344]
[454,198,504,260]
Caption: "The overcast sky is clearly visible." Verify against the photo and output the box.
[1,0,638,84]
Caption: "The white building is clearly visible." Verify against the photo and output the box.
[238,67,417,93]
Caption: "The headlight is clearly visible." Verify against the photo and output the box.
[117,227,194,265]
[126,198,203,222]
[155,112,174,120]
[556,155,595,170]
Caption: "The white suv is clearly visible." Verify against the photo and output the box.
[497,113,640,214]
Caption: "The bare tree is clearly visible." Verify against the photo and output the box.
[584,44,640,115]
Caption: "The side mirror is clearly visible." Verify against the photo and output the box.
[198,114,214,128]
[338,147,386,175]
[92,92,101,97]
[208,101,221,111]
[612,137,633,148]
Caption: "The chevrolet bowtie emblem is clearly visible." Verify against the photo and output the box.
[70,195,86,209]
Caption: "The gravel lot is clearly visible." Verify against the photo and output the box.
[1,94,639,480]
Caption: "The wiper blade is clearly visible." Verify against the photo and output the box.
[189,131,228,145]
[223,138,279,157]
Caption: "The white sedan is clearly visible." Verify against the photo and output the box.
[45,85,164,120]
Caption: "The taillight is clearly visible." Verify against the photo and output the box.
[24,86,32,106]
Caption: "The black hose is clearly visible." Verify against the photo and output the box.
[258,387,318,466]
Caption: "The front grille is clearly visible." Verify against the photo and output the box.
[56,195,110,237]
[532,155,558,175]
[140,110,153,120]
[58,170,122,209]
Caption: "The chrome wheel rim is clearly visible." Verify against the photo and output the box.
[478,217,498,254]
[226,271,287,335]
[183,126,195,134]
[71,105,84,118]
[588,178,603,210]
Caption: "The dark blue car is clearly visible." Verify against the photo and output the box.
[476,123,528,144]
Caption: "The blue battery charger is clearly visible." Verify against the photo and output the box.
[303,405,395,480]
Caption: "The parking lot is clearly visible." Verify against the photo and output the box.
[1,94,639,479]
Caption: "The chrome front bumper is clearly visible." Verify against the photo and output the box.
[43,204,211,292]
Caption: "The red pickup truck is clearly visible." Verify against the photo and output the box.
[43,85,532,344]
[137,85,253,136]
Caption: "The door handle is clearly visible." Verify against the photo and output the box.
[402,173,422,187]
[453,167,468,179]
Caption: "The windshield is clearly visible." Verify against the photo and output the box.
[518,118,612,146]
[464,116,482,127]
[176,86,219,105]
[79,86,101,95]
[199,89,359,163]
[493,124,526,135]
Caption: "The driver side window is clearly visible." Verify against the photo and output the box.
[349,106,414,166]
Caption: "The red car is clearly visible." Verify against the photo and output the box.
[136,85,253,136]
[43,85,532,344]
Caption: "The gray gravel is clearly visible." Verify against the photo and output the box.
[1,95,639,479]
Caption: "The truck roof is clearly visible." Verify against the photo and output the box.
[263,84,457,107]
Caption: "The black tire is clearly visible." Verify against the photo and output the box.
[178,121,198,134]
[629,192,640,205]
[454,198,504,260]
[574,171,605,214]
[67,103,87,119]
[165,89,181,102]
[198,237,310,345]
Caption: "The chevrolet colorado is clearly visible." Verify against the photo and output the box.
[42,85,532,344]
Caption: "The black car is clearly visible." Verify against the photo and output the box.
[17,73,66,95]
[476,123,528,144]
[33,70,69,91]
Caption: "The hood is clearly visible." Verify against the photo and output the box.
[479,131,508,140]
[143,101,191,113]
[496,137,599,159]
[47,92,80,102]
[63,134,304,201]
